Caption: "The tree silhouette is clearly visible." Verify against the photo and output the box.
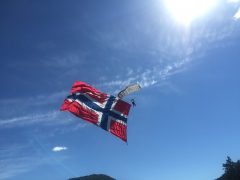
[216,157,240,180]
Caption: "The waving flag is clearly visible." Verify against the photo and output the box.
[60,81,131,142]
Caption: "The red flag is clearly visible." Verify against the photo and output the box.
[60,81,131,142]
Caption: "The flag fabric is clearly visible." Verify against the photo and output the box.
[60,81,131,142]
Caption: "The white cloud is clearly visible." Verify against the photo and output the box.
[140,79,157,88]
[102,56,191,92]
[100,76,139,95]
[0,158,34,179]
[93,0,240,95]
[0,143,71,179]
[0,109,89,137]
[127,68,133,76]
[52,146,68,152]
[0,145,47,179]
[46,52,87,69]
[0,91,67,115]
[0,91,89,134]
[0,111,62,128]
[228,0,240,3]
[234,8,240,19]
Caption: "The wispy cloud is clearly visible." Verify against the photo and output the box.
[52,146,68,152]
[1,0,239,132]
[0,90,71,129]
[0,91,67,117]
[0,110,89,137]
[101,56,191,94]
[234,8,240,19]
[0,144,46,179]
[0,89,90,135]
[94,0,240,94]
[0,111,62,128]
[98,4,240,92]
[0,143,72,179]
[45,52,87,69]
[228,0,240,3]
[0,158,34,179]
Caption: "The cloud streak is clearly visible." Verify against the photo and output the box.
[0,91,66,107]
[228,0,240,3]
[101,56,191,95]
[0,142,73,180]
[0,111,62,128]
[52,146,68,152]
[0,144,46,180]
[234,8,240,19]
[97,1,240,92]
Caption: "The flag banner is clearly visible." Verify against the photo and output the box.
[60,81,131,142]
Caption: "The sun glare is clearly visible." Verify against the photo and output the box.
[165,0,216,26]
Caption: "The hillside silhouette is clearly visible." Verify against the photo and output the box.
[69,157,240,180]
[69,174,115,180]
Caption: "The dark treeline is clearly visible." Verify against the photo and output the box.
[216,157,240,180]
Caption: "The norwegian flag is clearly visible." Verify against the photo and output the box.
[60,81,131,142]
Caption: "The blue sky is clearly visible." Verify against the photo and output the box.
[0,0,240,179]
